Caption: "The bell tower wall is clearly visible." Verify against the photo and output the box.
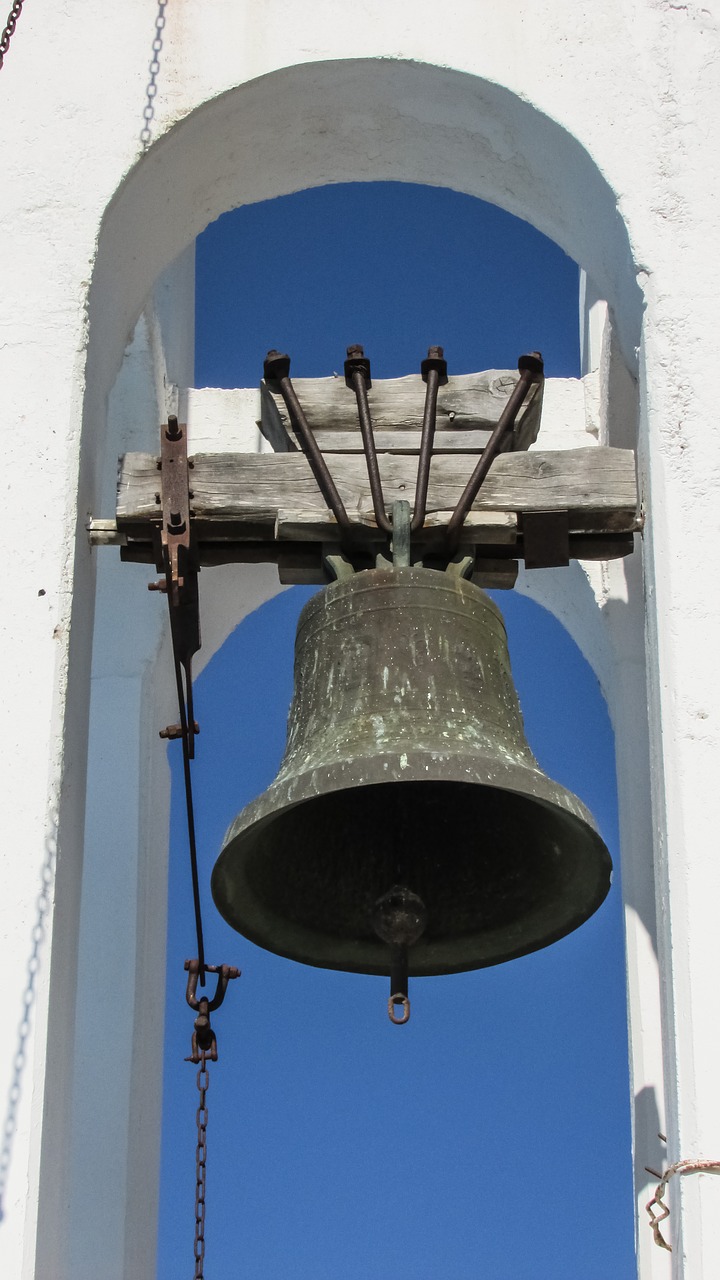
[1,4,718,1277]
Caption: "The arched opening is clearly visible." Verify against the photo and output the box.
[149,182,633,1275]
[43,59,658,1280]
[159,587,634,1277]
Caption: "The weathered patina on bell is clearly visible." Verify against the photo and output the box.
[211,567,611,980]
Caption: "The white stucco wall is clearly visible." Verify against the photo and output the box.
[1,2,719,1276]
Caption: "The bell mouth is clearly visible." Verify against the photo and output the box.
[212,766,612,978]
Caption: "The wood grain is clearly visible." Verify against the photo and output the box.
[260,370,543,453]
[117,447,638,541]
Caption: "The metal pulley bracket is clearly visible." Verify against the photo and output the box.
[155,416,197,608]
[150,416,201,756]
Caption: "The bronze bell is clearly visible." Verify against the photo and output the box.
[211,567,611,1002]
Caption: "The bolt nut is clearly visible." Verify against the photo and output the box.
[421,345,448,385]
[344,345,372,389]
[518,352,544,381]
[264,350,291,382]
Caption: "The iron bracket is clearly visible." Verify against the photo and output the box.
[521,510,570,569]
[152,416,201,757]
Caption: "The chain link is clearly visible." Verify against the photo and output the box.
[140,0,168,150]
[194,1054,210,1278]
[0,0,25,69]
[0,818,57,1220]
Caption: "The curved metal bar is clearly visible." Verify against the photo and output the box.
[279,378,353,541]
[265,352,353,543]
[444,354,543,551]
[349,367,393,535]
[412,346,447,532]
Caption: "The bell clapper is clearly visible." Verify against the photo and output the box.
[389,945,411,1024]
[372,885,427,1026]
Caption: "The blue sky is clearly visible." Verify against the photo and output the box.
[157,183,635,1278]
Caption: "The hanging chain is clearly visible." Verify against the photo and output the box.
[184,961,239,1277]
[0,0,25,69]
[140,0,168,150]
[194,1053,210,1278]
[0,816,56,1220]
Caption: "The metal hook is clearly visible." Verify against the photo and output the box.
[184,958,240,1013]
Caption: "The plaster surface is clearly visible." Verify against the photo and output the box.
[1,3,719,1276]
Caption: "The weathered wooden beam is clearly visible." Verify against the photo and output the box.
[117,447,638,540]
[260,370,542,453]
[274,428,497,454]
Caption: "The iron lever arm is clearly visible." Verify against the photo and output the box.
[445,353,544,551]
[344,345,393,535]
[265,351,353,544]
[412,346,448,532]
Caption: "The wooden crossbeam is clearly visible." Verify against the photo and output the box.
[111,445,639,586]
[117,446,637,536]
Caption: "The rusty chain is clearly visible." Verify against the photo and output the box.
[193,1054,210,1278]
[0,0,25,69]
[140,0,168,150]
[185,961,239,1275]
[645,1157,720,1250]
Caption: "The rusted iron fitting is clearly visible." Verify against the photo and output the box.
[344,343,372,389]
[517,351,544,382]
[420,345,448,384]
[184,958,240,1064]
[263,349,291,382]
[388,993,411,1025]
[160,721,200,741]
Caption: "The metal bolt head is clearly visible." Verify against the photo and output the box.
[518,352,544,381]
[344,345,371,389]
[421,345,448,385]
[264,350,291,381]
